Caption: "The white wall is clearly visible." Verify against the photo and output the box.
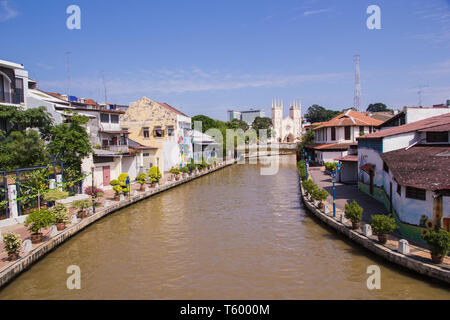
[383,132,417,153]
[406,108,450,124]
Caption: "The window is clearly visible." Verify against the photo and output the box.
[102,139,109,148]
[13,78,24,103]
[406,186,426,201]
[397,182,401,196]
[345,126,351,140]
[143,127,150,138]
[369,126,373,133]
[426,131,448,143]
[154,126,164,137]
[383,161,389,173]
[143,153,150,157]
[359,126,364,135]
[167,125,175,136]
[331,127,336,141]
[100,114,109,123]
[110,114,119,123]
[0,75,4,101]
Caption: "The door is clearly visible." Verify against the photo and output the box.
[102,166,110,186]
[369,171,374,195]
[389,182,393,213]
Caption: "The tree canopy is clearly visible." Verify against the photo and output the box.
[304,105,341,123]
[366,103,391,113]
[252,116,273,139]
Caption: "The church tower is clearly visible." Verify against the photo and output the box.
[272,99,283,141]
[289,100,302,138]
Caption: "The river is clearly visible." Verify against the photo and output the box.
[0,155,449,299]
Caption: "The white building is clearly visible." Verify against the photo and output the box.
[357,112,450,241]
[271,99,302,143]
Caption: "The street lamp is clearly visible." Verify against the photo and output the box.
[332,162,341,218]
[91,166,95,214]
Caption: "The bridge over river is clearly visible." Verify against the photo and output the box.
[0,155,448,299]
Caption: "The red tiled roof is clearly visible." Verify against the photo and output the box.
[334,155,358,162]
[418,123,450,132]
[381,145,450,190]
[314,110,383,130]
[357,112,450,140]
[158,102,188,117]
[360,163,375,172]
[306,143,356,151]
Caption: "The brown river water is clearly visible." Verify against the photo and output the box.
[0,155,449,299]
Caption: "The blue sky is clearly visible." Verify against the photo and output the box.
[1,0,449,120]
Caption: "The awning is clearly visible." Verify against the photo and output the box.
[334,155,358,162]
[360,163,375,173]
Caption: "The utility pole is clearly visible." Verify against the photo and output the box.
[354,55,362,112]
[417,84,428,107]
[65,51,71,97]
[101,70,108,104]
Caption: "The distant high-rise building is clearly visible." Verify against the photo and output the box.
[227,109,265,125]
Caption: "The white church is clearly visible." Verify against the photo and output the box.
[271,99,303,143]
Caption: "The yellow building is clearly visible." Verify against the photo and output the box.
[120,97,192,173]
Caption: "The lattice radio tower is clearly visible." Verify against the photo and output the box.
[354,54,361,112]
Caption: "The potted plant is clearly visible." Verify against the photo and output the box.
[169,168,180,181]
[312,188,328,209]
[422,229,450,264]
[43,189,69,208]
[344,200,363,230]
[2,232,22,261]
[370,214,398,244]
[149,167,162,187]
[136,173,147,191]
[51,203,69,231]
[118,173,130,196]
[85,186,104,201]
[113,185,122,200]
[24,209,55,244]
[180,167,189,178]
[71,199,92,219]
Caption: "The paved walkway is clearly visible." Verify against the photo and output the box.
[309,166,386,223]
[307,165,450,269]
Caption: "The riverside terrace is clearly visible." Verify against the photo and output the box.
[301,164,450,284]
[0,160,235,288]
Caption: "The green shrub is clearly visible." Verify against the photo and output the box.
[324,162,337,172]
[303,180,317,194]
[312,188,328,202]
[148,166,162,183]
[169,167,180,175]
[71,199,91,210]
[2,232,22,255]
[136,173,147,185]
[180,167,189,174]
[24,209,55,234]
[43,189,69,202]
[370,214,398,235]
[113,185,123,195]
[344,200,363,223]
[52,204,69,223]
[109,179,120,186]
[118,173,129,182]
[422,229,450,257]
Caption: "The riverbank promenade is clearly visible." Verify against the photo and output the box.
[0,161,235,283]
[307,165,450,270]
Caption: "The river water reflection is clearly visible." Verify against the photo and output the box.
[0,155,449,299]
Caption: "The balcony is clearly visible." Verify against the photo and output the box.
[105,144,129,153]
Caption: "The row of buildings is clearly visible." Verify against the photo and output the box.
[0,58,219,190]
[305,106,450,240]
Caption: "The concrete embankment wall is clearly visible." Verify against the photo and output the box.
[0,161,236,289]
[299,177,450,285]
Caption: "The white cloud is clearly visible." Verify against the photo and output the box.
[303,7,332,16]
[38,68,349,98]
[0,0,18,22]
